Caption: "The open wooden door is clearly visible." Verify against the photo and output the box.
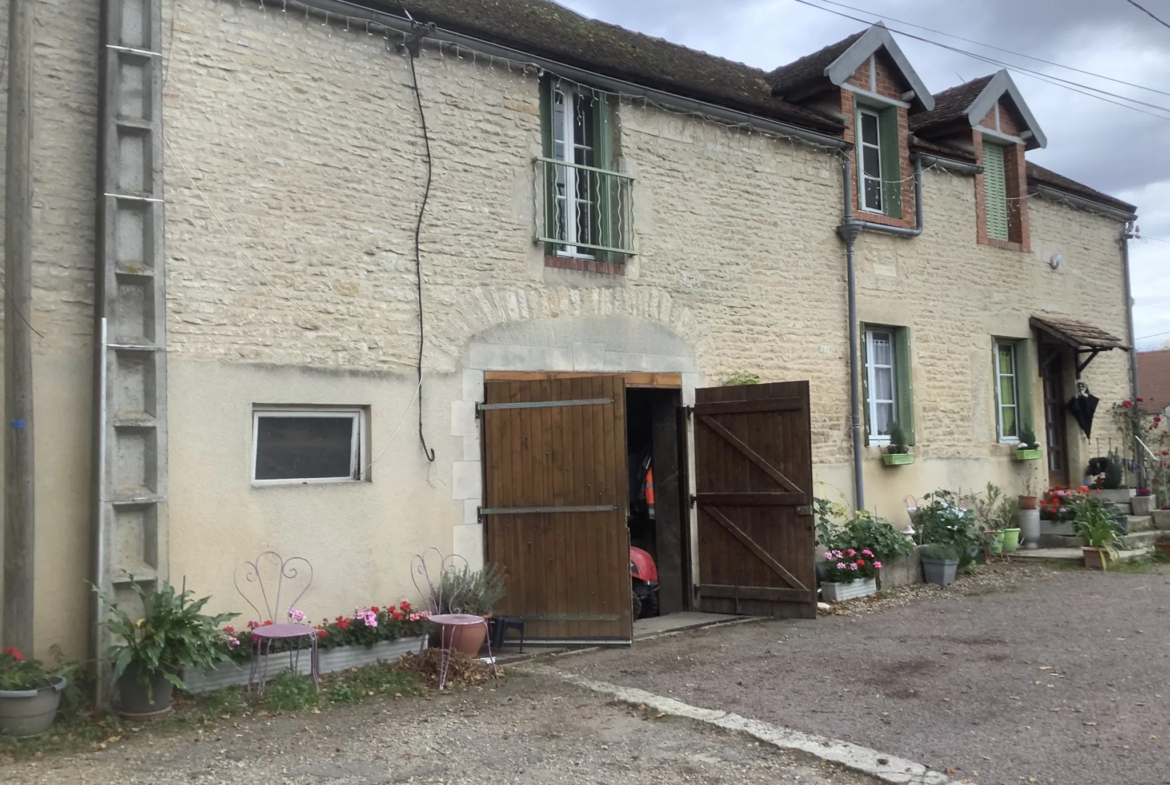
[482,376,632,644]
[693,381,816,618]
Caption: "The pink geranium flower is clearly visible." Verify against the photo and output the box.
[873,561,882,569]
[849,563,859,571]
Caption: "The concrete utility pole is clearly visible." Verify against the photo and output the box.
[3,0,36,652]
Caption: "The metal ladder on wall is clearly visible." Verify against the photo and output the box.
[93,0,167,703]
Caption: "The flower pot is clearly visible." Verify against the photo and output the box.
[435,616,490,657]
[1153,510,1170,531]
[1018,495,1039,511]
[1082,547,1111,570]
[0,676,66,737]
[117,665,175,719]
[820,578,877,603]
[1097,489,1136,505]
[1015,449,1043,461]
[921,557,959,587]
[882,453,915,466]
[1018,508,1041,550]
[1001,528,1021,553]
[1132,496,1156,515]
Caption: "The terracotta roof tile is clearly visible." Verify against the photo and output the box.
[1031,316,1130,351]
[1138,350,1170,413]
[383,0,844,132]
[909,75,993,132]
[1026,162,1137,215]
[766,30,865,96]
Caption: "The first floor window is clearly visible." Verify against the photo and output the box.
[552,83,599,257]
[995,342,1020,441]
[866,328,898,442]
[253,407,366,484]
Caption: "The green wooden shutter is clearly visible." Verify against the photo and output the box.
[1016,339,1034,435]
[878,106,902,220]
[983,142,1009,241]
[895,328,915,445]
[539,77,556,256]
[860,326,871,447]
[593,92,615,263]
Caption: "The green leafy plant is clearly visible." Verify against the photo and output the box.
[1017,425,1039,450]
[1072,495,1121,554]
[837,511,914,562]
[0,646,53,692]
[262,672,319,712]
[440,564,507,615]
[920,543,961,561]
[1103,449,1126,491]
[722,372,761,386]
[887,425,911,455]
[913,490,983,568]
[972,483,1019,532]
[93,578,237,700]
[814,495,848,549]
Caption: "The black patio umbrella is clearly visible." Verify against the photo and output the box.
[1067,388,1100,439]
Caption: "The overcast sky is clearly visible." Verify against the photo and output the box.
[559,0,1170,352]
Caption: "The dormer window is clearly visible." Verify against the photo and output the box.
[858,109,884,212]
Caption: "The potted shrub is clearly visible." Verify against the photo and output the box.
[1014,425,1043,461]
[95,578,237,717]
[1096,450,1133,504]
[819,548,881,602]
[881,425,914,466]
[0,646,70,737]
[1132,488,1156,516]
[1073,498,1121,570]
[920,543,961,587]
[435,564,507,656]
[914,490,983,570]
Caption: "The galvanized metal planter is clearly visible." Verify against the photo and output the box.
[182,637,425,694]
[821,578,877,603]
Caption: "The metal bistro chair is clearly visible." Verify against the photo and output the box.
[234,551,319,695]
[411,548,498,689]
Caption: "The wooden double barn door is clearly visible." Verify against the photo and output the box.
[482,376,816,644]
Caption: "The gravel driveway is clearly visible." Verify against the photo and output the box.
[1,672,878,785]
[549,563,1170,785]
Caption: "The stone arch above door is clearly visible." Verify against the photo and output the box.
[450,313,702,569]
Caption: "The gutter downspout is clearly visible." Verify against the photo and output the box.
[838,155,926,512]
[1122,221,1141,485]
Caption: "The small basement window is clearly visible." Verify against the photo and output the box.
[252,407,366,484]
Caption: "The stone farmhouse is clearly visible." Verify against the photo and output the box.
[2,0,1140,659]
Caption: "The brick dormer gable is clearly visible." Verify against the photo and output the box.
[911,70,1046,151]
[768,23,934,112]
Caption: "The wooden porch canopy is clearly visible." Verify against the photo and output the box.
[1031,316,1131,375]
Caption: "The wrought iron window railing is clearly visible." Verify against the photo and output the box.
[534,157,636,258]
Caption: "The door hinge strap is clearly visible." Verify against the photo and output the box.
[479,505,617,516]
[477,398,613,412]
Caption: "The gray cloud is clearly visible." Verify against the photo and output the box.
[561,0,1170,348]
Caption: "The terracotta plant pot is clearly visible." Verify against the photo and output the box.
[435,615,490,657]
[1082,547,1111,571]
[117,665,175,719]
[0,676,66,737]
[1019,495,1039,511]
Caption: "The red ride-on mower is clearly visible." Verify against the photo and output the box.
[630,546,660,619]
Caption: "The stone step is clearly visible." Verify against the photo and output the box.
[1040,533,1081,549]
[1120,530,1162,550]
[1126,516,1155,533]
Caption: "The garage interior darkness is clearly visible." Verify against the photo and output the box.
[625,387,690,617]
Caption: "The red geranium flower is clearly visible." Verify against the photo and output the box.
[317,629,327,637]
[262,620,273,626]
[400,601,412,612]
[390,610,403,621]
[3,646,22,661]
[1122,401,1134,409]
[371,606,380,614]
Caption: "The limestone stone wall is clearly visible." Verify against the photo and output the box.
[0,0,1136,654]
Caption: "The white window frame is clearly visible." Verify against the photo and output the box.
[865,328,898,445]
[553,84,596,259]
[251,406,367,486]
[857,108,884,214]
[995,342,1020,443]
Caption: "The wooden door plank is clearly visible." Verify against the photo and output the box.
[702,506,807,590]
[699,585,814,603]
[694,397,804,416]
[697,415,804,495]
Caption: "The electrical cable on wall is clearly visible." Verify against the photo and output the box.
[406,22,437,463]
